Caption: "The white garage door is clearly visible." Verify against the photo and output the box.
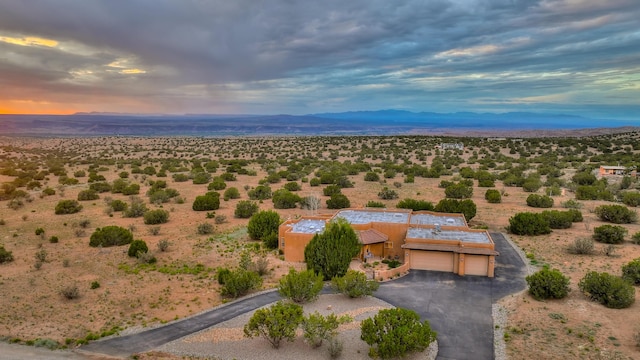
[465,255,489,276]
[410,251,454,272]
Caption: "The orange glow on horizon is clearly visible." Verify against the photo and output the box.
[0,104,77,115]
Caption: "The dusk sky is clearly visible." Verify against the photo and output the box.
[0,0,639,120]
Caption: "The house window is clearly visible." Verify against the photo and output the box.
[280,238,285,247]
[384,241,393,249]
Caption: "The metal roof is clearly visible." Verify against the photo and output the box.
[334,209,410,224]
[289,219,326,234]
[406,227,492,244]
[410,213,466,227]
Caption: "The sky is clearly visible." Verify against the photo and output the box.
[0,0,639,120]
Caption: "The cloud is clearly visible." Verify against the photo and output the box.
[0,0,638,117]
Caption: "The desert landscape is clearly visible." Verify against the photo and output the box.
[1,131,639,359]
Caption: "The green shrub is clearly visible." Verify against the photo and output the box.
[366,201,385,208]
[143,209,169,224]
[575,185,614,201]
[221,269,262,298]
[567,238,594,255]
[283,182,301,191]
[326,194,351,209]
[622,258,640,285]
[332,270,380,298]
[377,187,398,200]
[364,172,380,182]
[35,227,45,236]
[360,308,437,359]
[396,198,434,211]
[223,187,241,201]
[192,192,220,211]
[301,312,351,349]
[121,183,140,195]
[248,185,272,200]
[485,189,501,203]
[109,199,128,212]
[235,200,259,218]
[278,268,324,303]
[434,198,477,221]
[123,197,147,217]
[595,204,638,224]
[526,266,570,300]
[49,236,59,244]
[60,285,80,300]
[243,301,303,349]
[42,187,56,196]
[541,210,574,229]
[272,189,301,209]
[508,212,551,236]
[305,219,360,280]
[262,232,278,249]
[622,192,640,207]
[89,226,133,247]
[89,182,112,193]
[208,177,227,191]
[192,172,211,185]
[0,245,14,263]
[247,210,280,241]
[526,194,554,208]
[216,267,231,285]
[561,199,583,209]
[323,185,342,197]
[444,183,473,199]
[127,240,149,257]
[567,209,583,222]
[593,225,627,244]
[197,222,214,235]
[633,232,640,245]
[55,200,83,214]
[572,171,597,185]
[578,271,635,309]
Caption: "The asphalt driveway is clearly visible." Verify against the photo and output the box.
[80,232,526,360]
[375,232,527,360]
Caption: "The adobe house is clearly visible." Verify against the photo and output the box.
[599,165,627,176]
[278,208,498,277]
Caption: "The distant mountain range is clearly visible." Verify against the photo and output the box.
[0,110,637,137]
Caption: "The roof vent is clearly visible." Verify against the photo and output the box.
[435,224,441,233]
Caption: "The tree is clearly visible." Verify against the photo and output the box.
[622,258,640,285]
[127,239,149,257]
[278,268,324,303]
[434,199,477,221]
[326,194,351,209]
[235,200,259,218]
[578,271,635,309]
[143,209,169,224]
[594,204,638,224]
[247,210,280,241]
[248,185,272,200]
[572,171,597,185]
[444,183,473,199]
[508,212,551,236]
[622,192,640,207]
[526,266,570,300]
[526,194,554,208]
[332,270,380,298]
[192,191,220,211]
[272,189,301,209]
[55,200,83,215]
[89,226,133,247]
[485,189,501,203]
[77,189,99,201]
[541,210,573,229]
[360,308,437,359]
[243,301,303,349]
[304,219,361,280]
[323,185,341,197]
[396,198,434,211]
[593,225,627,244]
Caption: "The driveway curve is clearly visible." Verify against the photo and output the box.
[79,232,525,360]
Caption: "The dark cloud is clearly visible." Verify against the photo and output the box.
[0,0,638,117]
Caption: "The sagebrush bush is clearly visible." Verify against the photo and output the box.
[60,285,80,300]
[197,222,214,235]
[567,238,594,255]
[89,226,133,247]
[578,271,635,309]
[593,224,627,244]
[526,267,570,300]
[622,258,640,285]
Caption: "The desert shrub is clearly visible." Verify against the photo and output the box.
[172,173,189,182]
[272,189,301,209]
[561,199,583,209]
[235,200,259,218]
[575,185,614,201]
[157,239,170,252]
[396,198,434,211]
[221,269,263,298]
[526,194,554,208]
[283,182,301,191]
[216,267,231,285]
[0,245,14,263]
[364,172,380,182]
[434,198,476,221]
[55,200,83,214]
[566,208,583,222]
[192,191,220,211]
[594,204,638,224]
[578,271,635,309]
[121,183,140,195]
[42,187,56,196]
[35,249,48,263]
[360,308,437,359]
[332,270,380,298]
[278,268,324,303]
[223,187,241,200]
[35,227,45,236]
[593,225,627,244]
[109,199,128,212]
[309,178,321,186]
[485,189,501,203]
[572,171,597,185]
[243,301,303,349]
[60,285,80,300]
[248,185,272,200]
[508,212,551,236]
[208,177,227,191]
[262,232,278,249]
[541,210,574,229]
[247,210,280,241]
[633,232,640,245]
[366,201,385,208]
[526,266,570,300]
[123,197,147,218]
[301,312,351,349]
[127,240,149,257]
[377,187,398,200]
[305,219,360,280]
[622,258,640,285]
[214,214,227,224]
[89,226,133,247]
[49,236,59,243]
[197,222,214,235]
[326,193,351,209]
[444,183,473,199]
[323,185,342,197]
[220,172,237,181]
[522,178,543,192]
[567,238,595,255]
[90,281,100,290]
[143,209,169,224]
[622,192,640,207]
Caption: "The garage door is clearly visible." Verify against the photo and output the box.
[465,255,489,276]
[410,251,454,272]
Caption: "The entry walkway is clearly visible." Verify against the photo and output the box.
[80,232,526,360]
